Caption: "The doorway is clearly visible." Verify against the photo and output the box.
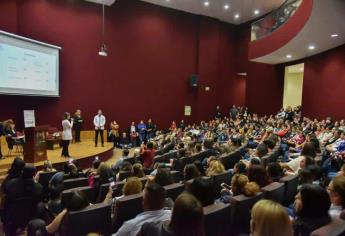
[283,63,304,108]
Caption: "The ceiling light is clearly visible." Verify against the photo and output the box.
[286,54,292,59]
[254,10,260,15]
[308,45,315,50]
[204,1,209,6]
[224,4,229,10]
[331,34,339,38]
[234,14,240,19]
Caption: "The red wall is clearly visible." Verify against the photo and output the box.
[0,0,239,130]
[235,24,284,116]
[302,44,345,120]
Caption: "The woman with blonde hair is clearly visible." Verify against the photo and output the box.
[251,200,293,236]
[206,160,225,177]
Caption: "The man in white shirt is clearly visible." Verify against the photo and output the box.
[114,183,171,236]
[93,109,106,147]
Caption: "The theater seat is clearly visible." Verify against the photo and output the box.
[113,192,143,232]
[212,171,232,199]
[230,192,264,235]
[311,218,345,236]
[118,171,132,181]
[220,150,242,170]
[123,156,135,164]
[38,171,58,189]
[164,183,185,200]
[62,202,112,236]
[262,182,285,204]
[61,186,96,208]
[204,203,231,236]
[279,174,299,206]
[170,170,181,183]
[63,177,89,190]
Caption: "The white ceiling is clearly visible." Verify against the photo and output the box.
[252,0,345,64]
[138,0,285,24]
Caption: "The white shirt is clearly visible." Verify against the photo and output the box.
[113,209,171,236]
[94,114,106,130]
[62,119,73,140]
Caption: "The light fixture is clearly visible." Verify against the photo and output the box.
[308,45,315,50]
[234,14,240,19]
[286,54,292,59]
[98,4,108,57]
[204,1,209,6]
[254,9,260,15]
[224,4,229,10]
[331,34,339,38]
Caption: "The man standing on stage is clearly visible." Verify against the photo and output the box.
[93,109,106,147]
[73,109,83,142]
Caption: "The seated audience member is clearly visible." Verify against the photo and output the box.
[233,161,247,175]
[47,183,63,217]
[217,174,260,204]
[184,164,201,181]
[46,190,90,234]
[187,177,214,207]
[112,149,130,172]
[328,176,345,217]
[64,162,81,179]
[0,157,25,192]
[138,193,204,236]
[248,164,271,188]
[35,160,56,181]
[286,155,315,175]
[266,162,284,182]
[206,160,226,177]
[251,200,293,236]
[171,149,186,172]
[141,142,156,169]
[116,162,133,181]
[114,183,171,236]
[85,158,101,177]
[119,132,131,148]
[104,177,143,204]
[132,163,146,178]
[280,143,316,173]
[293,184,331,236]
[3,164,43,235]
[154,168,174,186]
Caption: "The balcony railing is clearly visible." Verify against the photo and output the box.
[251,0,302,41]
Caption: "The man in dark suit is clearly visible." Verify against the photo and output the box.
[73,109,83,142]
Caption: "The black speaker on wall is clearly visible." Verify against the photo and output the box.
[189,74,198,88]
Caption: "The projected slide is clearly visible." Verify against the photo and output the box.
[0,31,60,96]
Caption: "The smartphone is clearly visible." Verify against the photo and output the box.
[221,183,231,190]
[95,156,99,161]
[108,177,116,190]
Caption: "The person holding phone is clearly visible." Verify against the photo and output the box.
[61,112,73,157]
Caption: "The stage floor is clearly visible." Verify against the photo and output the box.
[0,140,114,170]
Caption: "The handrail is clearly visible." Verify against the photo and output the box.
[251,0,302,41]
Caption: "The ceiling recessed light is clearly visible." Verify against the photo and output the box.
[286,54,292,59]
[234,14,240,19]
[224,4,229,10]
[204,1,209,6]
[331,34,339,38]
[254,10,260,15]
[308,45,315,50]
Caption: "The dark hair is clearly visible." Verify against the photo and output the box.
[298,169,313,185]
[92,159,101,169]
[303,156,315,169]
[301,143,316,158]
[123,149,130,157]
[155,168,174,186]
[332,176,345,209]
[184,164,201,181]
[22,164,37,179]
[188,177,214,206]
[307,165,323,181]
[263,139,275,150]
[179,148,186,158]
[67,190,89,211]
[298,184,331,219]
[256,143,268,158]
[7,157,25,180]
[193,160,204,176]
[169,193,204,236]
[266,162,283,182]
[144,182,166,210]
[147,142,154,149]
[250,158,261,166]
[234,161,247,175]
[248,164,270,188]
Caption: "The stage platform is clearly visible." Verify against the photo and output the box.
[0,139,114,177]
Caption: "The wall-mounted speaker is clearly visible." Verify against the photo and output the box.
[189,75,198,88]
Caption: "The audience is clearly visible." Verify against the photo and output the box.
[251,200,293,236]
[114,183,171,236]
[187,177,214,206]
[138,193,204,236]
[328,176,345,217]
